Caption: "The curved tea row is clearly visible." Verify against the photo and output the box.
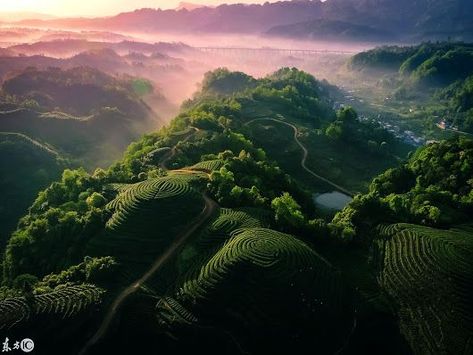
[0,284,104,330]
[86,175,204,270]
[196,208,266,250]
[190,159,225,173]
[158,227,351,350]
[377,223,473,355]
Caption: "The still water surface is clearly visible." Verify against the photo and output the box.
[313,191,353,210]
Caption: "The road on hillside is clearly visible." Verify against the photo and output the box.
[246,117,355,197]
[80,195,216,355]
[159,127,198,170]
[80,128,216,355]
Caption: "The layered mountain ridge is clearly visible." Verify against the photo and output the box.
[13,0,473,42]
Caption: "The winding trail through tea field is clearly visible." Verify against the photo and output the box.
[80,128,216,354]
[246,117,355,197]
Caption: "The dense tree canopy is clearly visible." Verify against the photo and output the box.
[199,68,257,96]
[3,168,110,281]
[325,107,395,155]
[332,137,473,241]
[350,42,473,82]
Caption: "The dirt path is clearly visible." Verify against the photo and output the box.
[246,117,355,197]
[159,127,198,170]
[80,194,216,354]
[80,128,216,354]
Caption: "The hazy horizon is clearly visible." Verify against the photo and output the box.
[0,0,287,18]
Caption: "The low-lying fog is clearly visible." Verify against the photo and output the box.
[0,25,380,119]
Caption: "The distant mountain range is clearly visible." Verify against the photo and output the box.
[175,2,213,11]
[266,19,398,42]
[12,0,473,42]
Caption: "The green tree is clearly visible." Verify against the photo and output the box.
[86,192,107,208]
[326,123,343,140]
[271,192,305,229]
[337,107,358,122]
[13,274,38,293]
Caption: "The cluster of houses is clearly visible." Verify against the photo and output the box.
[374,116,425,146]
[333,99,426,146]
[333,89,468,147]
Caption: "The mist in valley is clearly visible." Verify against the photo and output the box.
[0,25,379,108]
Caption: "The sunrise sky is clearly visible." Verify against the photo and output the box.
[0,0,282,17]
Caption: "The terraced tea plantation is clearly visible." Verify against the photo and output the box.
[2,67,472,355]
[180,207,269,260]
[169,207,271,289]
[190,159,225,173]
[0,284,104,330]
[158,227,353,353]
[376,224,473,355]
[86,174,205,275]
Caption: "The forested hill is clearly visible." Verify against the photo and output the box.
[1,66,156,118]
[0,68,471,355]
[0,67,165,247]
[0,68,359,354]
[0,133,66,243]
[349,42,473,84]
[331,137,473,355]
[0,66,163,167]
[348,42,473,133]
[333,137,473,240]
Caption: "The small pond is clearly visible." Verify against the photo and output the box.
[313,191,353,211]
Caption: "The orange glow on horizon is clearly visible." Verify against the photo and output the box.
[0,0,281,17]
